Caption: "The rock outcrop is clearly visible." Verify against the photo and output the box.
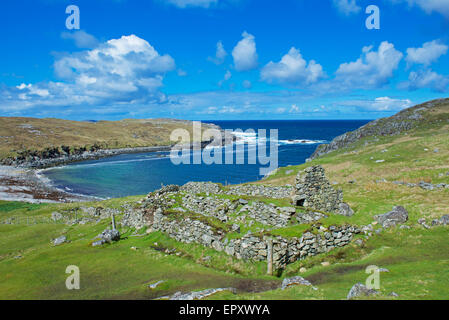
[347,283,379,300]
[309,98,449,160]
[375,206,408,228]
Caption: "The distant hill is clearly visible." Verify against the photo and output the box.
[309,98,449,160]
[0,117,219,164]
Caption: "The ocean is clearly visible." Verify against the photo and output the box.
[42,120,369,199]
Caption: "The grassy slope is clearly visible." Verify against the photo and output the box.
[0,100,448,300]
[0,117,210,159]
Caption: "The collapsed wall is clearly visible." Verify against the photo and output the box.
[292,165,347,214]
[152,209,359,268]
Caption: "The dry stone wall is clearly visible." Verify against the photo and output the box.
[292,165,343,213]
[152,209,359,268]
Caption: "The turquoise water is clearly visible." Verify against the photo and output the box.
[43,120,369,199]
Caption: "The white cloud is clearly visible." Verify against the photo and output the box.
[289,104,301,113]
[406,40,448,66]
[178,69,187,76]
[399,69,449,92]
[333,0,361,16]
[242,80,252,89]
[209,41,227,65]
[224,70,232,80]
[1,35,175,112]
[232,31,258,71]
[166,0,218,8]
[391,0,449,18]
[61,30,99,49]
[339,97,413,111]
[261,47,325,85]
[335,41,403,89]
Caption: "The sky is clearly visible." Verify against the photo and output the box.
[0,0,449,120]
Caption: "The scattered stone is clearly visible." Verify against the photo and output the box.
[389,292,399,297]
[375,160,385,163]
[375,206,408,228]
[238,199,248,205]
[431,215,449,226]
[51,212,63,222]
[347,283,379,300]
[378,268,389,273]
[354,239,364,246]
[53,236,67,246]
[167,288,237,300]
[231,224,241,233]
[299,267,307,273]
[148,280,164,289]
[337,202,354,217]
[92,229,120,246]
[399,225,411,230]
[321,261,330,267]
[281,276,316,290]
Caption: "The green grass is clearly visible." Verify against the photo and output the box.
[1,101,449,299]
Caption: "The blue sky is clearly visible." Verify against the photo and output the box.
[1,0,449,120]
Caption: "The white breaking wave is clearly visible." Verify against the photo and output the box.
[231,131,325,146]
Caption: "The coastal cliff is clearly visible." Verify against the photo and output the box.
[0,117,229,168]
[309,98,449,160]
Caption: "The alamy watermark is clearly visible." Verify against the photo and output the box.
[365,265,381,290]
[65,5,80,30]
[169,121,278,176]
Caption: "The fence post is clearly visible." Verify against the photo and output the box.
[111,213,116,230]
[267,238,273,276]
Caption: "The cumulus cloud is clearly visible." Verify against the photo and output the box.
[61,30,99,49]
[209,41,227,65]
[339,97,413,111]
[333,0,361,16]
[391,0,449,18]
[1,35,175,113]
[232,31,258,71]
[261,47,325,86]
[335,41,403,89]
[406,40,448,66]
[399,69,449,92]
[166,0,218,8]
[242,80,252,89]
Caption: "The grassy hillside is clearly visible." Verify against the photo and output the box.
[0,117,215,160]
[0,100,448,300]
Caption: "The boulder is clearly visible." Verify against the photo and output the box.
[53,235,67,246]
[51,212,63,222]
[375,206,408,228]
[281,276,314,290]
[347,283,379,300]
[92,229,121,246]
[337,202,354,217]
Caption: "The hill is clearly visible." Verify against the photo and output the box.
[0,98,448,300]
[0,117,220,167]
[309,98,449,160]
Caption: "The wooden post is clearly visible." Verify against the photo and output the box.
[111,213,116,230]
[267,239,273,276]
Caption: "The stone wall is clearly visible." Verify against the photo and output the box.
[292,165,343,213]
[152,209,359,268]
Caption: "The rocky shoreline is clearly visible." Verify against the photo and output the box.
[0,165,98,203]
[0,131,236,203]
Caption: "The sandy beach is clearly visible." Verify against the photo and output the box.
[0,165,97,203]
